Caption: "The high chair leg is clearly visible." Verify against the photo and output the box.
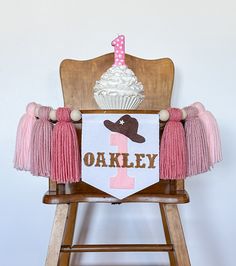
[45,204,69,266]
[160,203,177,266]
[59,203,78,266]
[160,203,191,266]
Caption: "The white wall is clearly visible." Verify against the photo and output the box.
[0,0,235,265]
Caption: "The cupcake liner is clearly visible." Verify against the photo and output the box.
[94,95,144,110]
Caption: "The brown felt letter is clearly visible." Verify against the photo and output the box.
[109,153,121,167]
[95,152,107,167]
[83,152,95,166]
[135,153,146,168]
[122,153,134,168]
[146,154,158,168]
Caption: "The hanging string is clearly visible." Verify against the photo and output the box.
[14,102,38,171]
[30,106,53,177]
[160,108,187,180]
[50,107,81,183]
[184,106,210,176]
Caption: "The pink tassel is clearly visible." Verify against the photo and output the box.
[192,102,222,166]
[50,107,81,183]
[30,106,53,177]
[14,102,38,171]
[184,106,210,176]
[160,108,187,180]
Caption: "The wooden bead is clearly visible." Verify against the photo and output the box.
[49,109,57,121]
[70,110,82,121]
[159,109,169,121]
[181,109,187,120]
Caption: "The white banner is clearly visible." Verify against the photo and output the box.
[82,113,159,199]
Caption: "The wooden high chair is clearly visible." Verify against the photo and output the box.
[43,53,191,266]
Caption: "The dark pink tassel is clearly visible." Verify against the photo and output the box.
[184,106,210,176]
[14,102,38,171]
[30,106,53,177]
[50,107,81,183]
[192,102,222,166]
[160,108,187,180]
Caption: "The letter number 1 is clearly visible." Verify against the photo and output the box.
[109,133,135,189]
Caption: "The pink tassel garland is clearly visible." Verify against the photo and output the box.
[160,108,187,180]
[184,106,210,176]
[50,107,81,183]
[14,102,38,171]
[30,106,53,177]
[192,102,222,166]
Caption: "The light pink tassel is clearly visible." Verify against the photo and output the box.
[50,107,81,183]
[184,106,210,176]
[192,102,222,166]
[30,106,53,176]
[160,108,187,180]
[14,102,38,171]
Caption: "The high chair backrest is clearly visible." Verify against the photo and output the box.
[49,53,183,193]
[60,53,174,110]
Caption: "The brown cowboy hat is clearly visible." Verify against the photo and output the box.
[104,115,145,143]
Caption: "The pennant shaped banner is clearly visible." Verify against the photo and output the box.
[82,113,159,199]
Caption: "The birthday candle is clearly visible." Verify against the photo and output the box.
[111,35,126,66]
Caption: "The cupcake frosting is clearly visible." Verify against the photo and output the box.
[93,65,144,98]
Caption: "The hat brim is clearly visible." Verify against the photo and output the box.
[127,132,145,143]
[104,120,145,143]
[104,120,119,133]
